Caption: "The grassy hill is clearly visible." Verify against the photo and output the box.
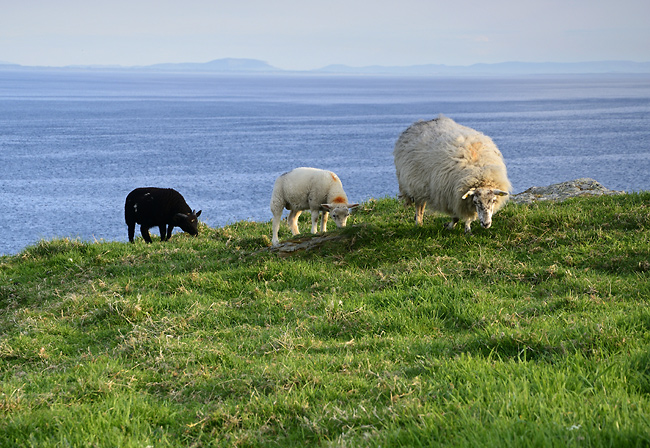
[1,194,649,447]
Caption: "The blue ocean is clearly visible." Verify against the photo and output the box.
[1,70,649,255]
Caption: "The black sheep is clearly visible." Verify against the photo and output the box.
[125,187,202,243]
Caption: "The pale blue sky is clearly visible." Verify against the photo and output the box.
[1,0,649,70]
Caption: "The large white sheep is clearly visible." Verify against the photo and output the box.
[394,115,511,233]
[270,167,359,246]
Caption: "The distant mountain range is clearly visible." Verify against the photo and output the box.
[2,58,650,75]
[316,60,650,75]
[143,58,280,72]
[0,58,280,73]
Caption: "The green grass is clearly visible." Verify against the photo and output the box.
[1,193,649,447]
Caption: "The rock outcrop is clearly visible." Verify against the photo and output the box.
[511,178,625,204]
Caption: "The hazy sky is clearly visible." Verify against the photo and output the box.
[1,0,649,70]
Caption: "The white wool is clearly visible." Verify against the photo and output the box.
[270,167,358,245]
[394,115,511,232]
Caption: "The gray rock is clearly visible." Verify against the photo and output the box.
[510,178,625,204]
[263,233,349,256]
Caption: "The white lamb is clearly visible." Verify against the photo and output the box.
[393,114,511,233]
[270,167,359,246]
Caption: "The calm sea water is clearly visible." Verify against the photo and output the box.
[1,70,649,255]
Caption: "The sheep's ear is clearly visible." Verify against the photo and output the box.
[194,209,202,217]
[348,203,360,210]
[321,203,332,211]
[175,213,188,221]
[494,190,509,196]
[462,189,476,199]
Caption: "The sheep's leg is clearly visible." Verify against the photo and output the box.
[288,210,302,235]
[464,219,474,234]
[165,225,174,241]
[310,210,320,234]
[415,201,426,225]
[271,211,282,245]
[445,217,460,230]
[158,225,167,241]
[128,224,136,243]
[140,226,153,243]
[320,211,329,233]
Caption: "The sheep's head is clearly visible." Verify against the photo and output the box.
[321,203,359,228]
[462,188,508,229]
[174,209,203,236]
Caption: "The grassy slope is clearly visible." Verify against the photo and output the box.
[1,194,649,447]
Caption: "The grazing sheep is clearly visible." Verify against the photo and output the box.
[125,187,202,243]
[394,115,511,233]
[270,167,359,246]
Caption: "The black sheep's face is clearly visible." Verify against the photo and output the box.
[175,210,202,236]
